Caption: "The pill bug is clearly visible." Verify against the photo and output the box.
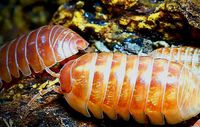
[149,46,200,77]
[59,52,200,125]
[0,25,89,88]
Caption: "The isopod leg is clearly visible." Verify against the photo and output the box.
[28,79,60,107]
[45,68,60,78]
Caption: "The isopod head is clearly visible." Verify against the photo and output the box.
[75,39,89,50]
[59,53,97,117]
[59,60,74,93]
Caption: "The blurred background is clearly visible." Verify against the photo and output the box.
[0,0,66,45]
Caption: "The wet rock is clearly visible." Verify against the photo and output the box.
[52,0,200,51]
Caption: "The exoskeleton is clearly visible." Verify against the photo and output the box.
[149,46,200,77]
[0,25,88,87]
[59,52,200,125]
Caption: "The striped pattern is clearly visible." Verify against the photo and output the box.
[0,25,89,84]
[59,52,200,125]
[149,47,200,77]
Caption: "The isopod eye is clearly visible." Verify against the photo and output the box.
[59,60,74,93]
[76,39,89,50]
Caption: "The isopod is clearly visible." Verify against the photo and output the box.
[59,52,200,125]
[149,46,200,77]
[0,25,88,87]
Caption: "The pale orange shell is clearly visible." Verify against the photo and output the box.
[60,52,200,125]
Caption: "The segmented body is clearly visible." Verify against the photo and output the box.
[0,25,88,85]
[149,47,200,77]
[59,52,200,125]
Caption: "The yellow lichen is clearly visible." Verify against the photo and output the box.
[51,0,199,42]
[9,90,14,96]
[96,12,108,20]
[76,1,84,8]
[18,84,24,89]
[13,93,21,100]
[71,11,86,29]
[70,10,108,33]
[51,5,73,25]
[95,6,102,12]
[127,22,136,32]
[101,0,138,9]
[148,12,163,22]
[119,18,130,25]
[86,24,106,33]
[37,81,49,91]
[138,22,152,29]
[32,84,38,89]
[46,78,59,88]
[131,15,146,22]
[155,2,178,12]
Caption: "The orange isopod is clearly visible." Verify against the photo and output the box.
[59,52,200,125]
[0,25,88,87]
